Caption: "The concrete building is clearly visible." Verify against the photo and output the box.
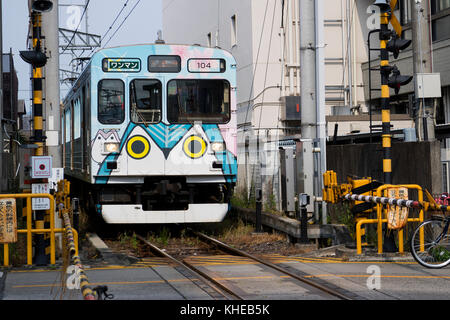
[162,0,450,205]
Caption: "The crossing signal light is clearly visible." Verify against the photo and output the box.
[20,50,48,68]
[387,36,411,59]
[374,0,390,11]
[31,0,53,12]
[388,66,413,95]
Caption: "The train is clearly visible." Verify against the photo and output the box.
[61,43,237,224]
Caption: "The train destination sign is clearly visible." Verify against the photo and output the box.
[0,198,17,243]
[188,59,225,73]
[103,58,141,72]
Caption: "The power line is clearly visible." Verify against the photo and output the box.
[101,0,142,49]
[87,0,131,57]
[61,0,91,54]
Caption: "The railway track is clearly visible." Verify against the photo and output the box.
[133,229,353,300]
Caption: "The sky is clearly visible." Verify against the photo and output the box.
[2,0,163,105]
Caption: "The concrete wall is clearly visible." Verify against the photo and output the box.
[327,140,443,194]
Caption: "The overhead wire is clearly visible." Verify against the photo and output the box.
[87,0,131,57]
[101,0,142,49]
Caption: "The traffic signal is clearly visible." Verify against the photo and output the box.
[388,66,413,95]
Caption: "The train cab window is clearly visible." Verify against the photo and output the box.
[130,79,162,124]
[98,79,125,124]
[167,79,230,124]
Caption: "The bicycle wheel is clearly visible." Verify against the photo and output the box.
[410,218,450,269]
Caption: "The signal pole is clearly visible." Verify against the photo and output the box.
[32,11,48,265]
[21,0,55,265]
[379,6,392,185]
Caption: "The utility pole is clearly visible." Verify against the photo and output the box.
[410,0,434,141]
[300,0,316,218]
[315,0,327,224]
[41,0,61,167]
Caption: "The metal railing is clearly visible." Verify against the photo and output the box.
[1,193,78,267]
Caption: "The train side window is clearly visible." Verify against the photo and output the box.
[98,79,125,124]
[65,108,71,143]
[73,97,81,139]
[130,79,162,124]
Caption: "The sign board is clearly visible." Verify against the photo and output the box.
[48,168,64,191]
[102,58,141,72]
[389,0,402,37]
[387,187,409,229]
[31,156,52,179]
[188,59,225,73]
[32,183,51,210]
[0,198,17,243]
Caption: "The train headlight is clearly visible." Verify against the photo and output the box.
[104,142,120,153]
[211,142,226,152]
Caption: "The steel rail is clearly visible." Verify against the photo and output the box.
[188,228,352,301]
[135,234,243,300]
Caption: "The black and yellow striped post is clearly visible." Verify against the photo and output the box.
[379,8,392,185]
[377,1,397,252]
[31,11,48,266]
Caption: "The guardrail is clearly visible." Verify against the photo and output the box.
[1,193,78,267]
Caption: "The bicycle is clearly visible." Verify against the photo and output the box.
[410,215,450,268]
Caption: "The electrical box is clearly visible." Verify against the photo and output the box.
[280,147,297,213]
[415,73,441,98]
[280,96,301,121]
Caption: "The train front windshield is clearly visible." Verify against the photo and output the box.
[167,79,230,123]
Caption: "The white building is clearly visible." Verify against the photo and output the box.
[162,0,450,205]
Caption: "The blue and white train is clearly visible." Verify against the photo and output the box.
[61,44,237,224]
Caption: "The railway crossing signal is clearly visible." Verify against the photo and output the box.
[388,66,413,95]
[373,0,413,252]
[19,0,54,266]
[386,35,411,59]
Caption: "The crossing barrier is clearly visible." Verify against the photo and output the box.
[322,170,448,255]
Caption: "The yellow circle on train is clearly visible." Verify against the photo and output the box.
[127,135,150,159]
[183,135,207,159]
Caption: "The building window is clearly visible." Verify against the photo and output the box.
[231,15,237,47]
[432,0,450,14]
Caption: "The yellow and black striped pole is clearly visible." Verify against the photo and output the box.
[378,3,398,252]
[379,8,392,185]
[31,11,48,265]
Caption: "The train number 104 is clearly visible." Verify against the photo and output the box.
[188,59,222,73]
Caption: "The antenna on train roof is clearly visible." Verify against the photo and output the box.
[155,30,165,44]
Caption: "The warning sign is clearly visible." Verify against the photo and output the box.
[32,183,51,210]
[387,187,409,229]
[0,198,17,243]
[31,156,52,178]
